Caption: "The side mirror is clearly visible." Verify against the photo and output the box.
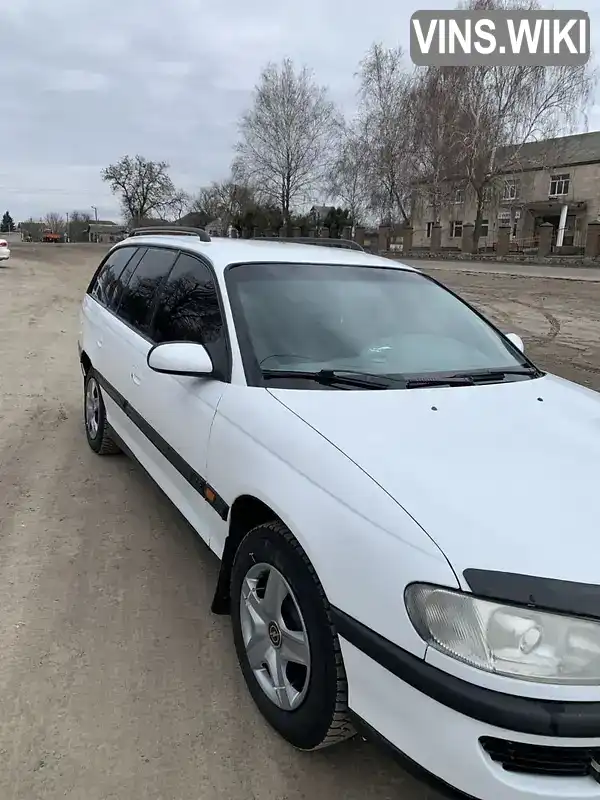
[505,332,524,353]
[147,342,213,377]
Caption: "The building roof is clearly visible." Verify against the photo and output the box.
[497,131,600,172]
[111,234,418,276]
[178,212,206,228]
[88,223,127,234]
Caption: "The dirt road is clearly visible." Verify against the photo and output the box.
[1,243,600,800]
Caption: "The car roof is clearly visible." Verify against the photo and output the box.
[114,234,419,275]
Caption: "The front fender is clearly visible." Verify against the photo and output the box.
[207,387,459,655]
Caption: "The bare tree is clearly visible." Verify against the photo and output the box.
[445,0,596,246]
[210,181,255,228]
[70,210,92,223]
[44,212,66,233]
[327,122,370,224]
[232,58,340,225]
[101,155,184,225]
[162,190,191,222]
[410,68,466,227]
[355,44,415,225]
[189,180,256,230]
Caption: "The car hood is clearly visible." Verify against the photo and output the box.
[269,375,600,585]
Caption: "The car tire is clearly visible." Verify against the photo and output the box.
[84,371,121,455]
[230,520,355,750]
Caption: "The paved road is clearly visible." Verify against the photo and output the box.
[1,243,600,799]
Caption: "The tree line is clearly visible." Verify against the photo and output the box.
[99,0,594,248]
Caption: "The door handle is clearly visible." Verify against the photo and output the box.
[96,339,103,348]
[130,371,141,385]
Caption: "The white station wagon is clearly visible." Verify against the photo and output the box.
[79,228,600,800]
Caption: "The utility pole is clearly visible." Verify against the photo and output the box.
[66,211,69,243]
[91,205,98,222]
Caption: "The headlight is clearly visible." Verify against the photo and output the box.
[405,584,600,684]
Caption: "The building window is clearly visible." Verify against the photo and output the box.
[482,186,492,204]
[454,188,465,204]
[426,222,433,238]
[502,179,520,200]
[480,219,489,237]
[549,173,570,196]
[450,221,463,238]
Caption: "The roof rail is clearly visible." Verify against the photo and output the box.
[255,236,364,252]
[128,226,211,242]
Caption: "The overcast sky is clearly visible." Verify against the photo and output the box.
[2,0,599,222]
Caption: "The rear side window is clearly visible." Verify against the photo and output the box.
[116,247,178,335]
[152,253,228,374]
[89,246,138,308]
[108,247,146,311]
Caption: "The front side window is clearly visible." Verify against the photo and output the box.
[227,262,535,389]
[152,253,228,376]
[116,247,178,335]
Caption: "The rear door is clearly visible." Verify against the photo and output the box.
[96,245,178,449]
[82,243,145,406]
[128,252,231,551]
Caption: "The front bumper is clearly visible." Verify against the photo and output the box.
[334,607,600,800]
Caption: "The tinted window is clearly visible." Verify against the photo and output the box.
[116,247,178,335]
[89,247,137,308]
[108,247,146,311]
[153,254,227,371]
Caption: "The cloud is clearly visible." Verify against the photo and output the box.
[46,69,109,92]
[2,0,599,221]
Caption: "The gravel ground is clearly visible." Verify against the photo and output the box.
[1,242,599,800]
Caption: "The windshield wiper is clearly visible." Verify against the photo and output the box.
[262,365,542,391]
[404,367,540,388]
[405,376,475,388]
[455,367,541,383]
[261,369,394,389]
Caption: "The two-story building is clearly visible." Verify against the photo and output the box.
[412,131,600,252]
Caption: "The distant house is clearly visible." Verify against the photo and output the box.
[177,212,207,229]
[131,218,169,229]
[206,218,229,237]
[87,223,128,243]
[412,130,600,251]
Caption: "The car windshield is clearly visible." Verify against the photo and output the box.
[227,262,534,386]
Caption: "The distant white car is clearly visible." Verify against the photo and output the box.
[79,227,600,800]
[0,239,10,260]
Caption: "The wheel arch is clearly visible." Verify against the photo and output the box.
[80,349,92,375]
[212,494,304,615]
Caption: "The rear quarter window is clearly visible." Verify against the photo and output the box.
[88,246,140,309]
